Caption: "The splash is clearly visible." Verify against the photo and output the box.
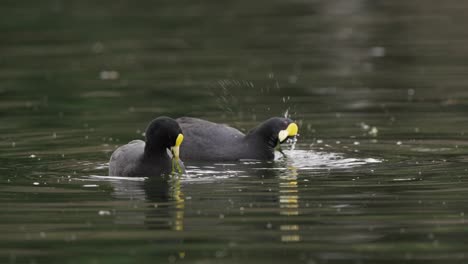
[277,149,381,170]
[83,150,381,184]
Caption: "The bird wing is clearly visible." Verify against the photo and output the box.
[176,117,245,160]
[109,140,145,176]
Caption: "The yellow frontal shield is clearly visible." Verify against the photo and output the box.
[278,123,298,142]
[171,133,184,159]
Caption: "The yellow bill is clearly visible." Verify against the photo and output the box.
[171,133,184,159]
[278,123,298,142]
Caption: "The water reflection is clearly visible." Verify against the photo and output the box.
[169,176,185,232]
[102,151,379,246]
[278,165,301,243]
[3,0,468,262]
[105,175,185,232]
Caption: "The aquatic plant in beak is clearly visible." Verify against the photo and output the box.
[171,133,185,174]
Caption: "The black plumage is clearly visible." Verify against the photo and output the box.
[177,117,298,161]
[109,117,184,177]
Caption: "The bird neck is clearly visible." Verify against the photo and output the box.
[243,130,277,162]
[143,142,169,160]
[245,125,278,150]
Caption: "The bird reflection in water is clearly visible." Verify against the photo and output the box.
[278,165,301,243]
[109,174,185,232]
[143,175,185,232]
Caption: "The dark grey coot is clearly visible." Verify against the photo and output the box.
[176,117,298,161]
[109,117,184,177]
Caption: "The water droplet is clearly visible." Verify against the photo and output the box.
[360,122,370,130]
[91,42,104,53]
[99,70,119,80]
[98,210,111,216]
[83,184,99,188]
[368,127,378,136]
[370,46,385,57]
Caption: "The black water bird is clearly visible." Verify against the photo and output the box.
[176,117,298,161]
[109,117,184,177]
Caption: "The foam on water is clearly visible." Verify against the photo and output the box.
[87,175,146,182]
[84,149,381,183]
[279,149,382,170]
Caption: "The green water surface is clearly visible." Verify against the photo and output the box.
[1,1,468,263]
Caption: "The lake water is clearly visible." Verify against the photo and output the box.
[2,1,468,263]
